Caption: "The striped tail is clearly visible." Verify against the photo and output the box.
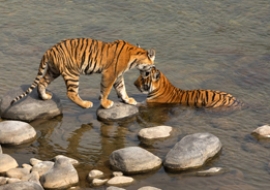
[10,55,48,105]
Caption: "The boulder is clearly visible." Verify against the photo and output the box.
[0,121,36,145]
[40,157,79,189]
[0,85,62,122]
[96,102,138,121]
[109,147,162,174]
[164,132,222,171]
[0,154,18,173]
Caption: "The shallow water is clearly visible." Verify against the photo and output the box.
[0,0,270,189]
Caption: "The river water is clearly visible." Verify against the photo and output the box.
[0,1,270,189]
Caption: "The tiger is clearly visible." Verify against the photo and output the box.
[11,38,155,109]
[134,66,243,109]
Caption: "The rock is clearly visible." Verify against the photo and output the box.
[196,167,224,176]
[138,126,172,145]
[0,85,62,122]
[22,164,32,172]
[96,102,138,121]
[6,167,30,179]
[112,171,123,177]
[31,161,54,177]
[53,155,79,166]
[7,178,21,184]
[252,125,270,138]
[0,177,7,185]
[109,147,162,174]
[0,145,2,154]
[40,158,79,189]
[106,186,126,190]
[92,178,108,186]
[106,176,134,186]
[0,181,44,190]
[88,169,104,180]
[138,186,162,190]
[0,154,19,173]
[0,121,36,145]
[164,132,222,171]
[29,158,43,166]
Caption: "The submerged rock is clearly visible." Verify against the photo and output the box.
[109,146,162,174]
[252,125,270,138]
[0,121,36,145]
[96,102,138,121]
[164,132,222,171]
[0,85,62,122]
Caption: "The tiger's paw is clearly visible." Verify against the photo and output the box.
[125,97,137,105]
[101,99,114,109]
[81,101,93,109]
[41,92,53,100]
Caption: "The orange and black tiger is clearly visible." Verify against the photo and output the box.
[11,38,155,109]
[134,67,243,109]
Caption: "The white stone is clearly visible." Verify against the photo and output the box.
[253,125,270,137]
[138,186,162,190]
[112,171,123,177]
[88,169,104,180]
[30,158,43,166]
[0,121,36,145]
[138,126,172,140]
[0,176,7,185]
[92,178,108,186]
[31,161,54,177]
[6,167,30,179]
[107,176,134,186]
[7,178,21,184]
[22,164,32,172]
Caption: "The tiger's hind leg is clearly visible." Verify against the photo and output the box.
[38,68,60,100]
[63,73,93,109]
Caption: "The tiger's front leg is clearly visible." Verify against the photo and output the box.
[114,75,137,105]
[100,72,116,109]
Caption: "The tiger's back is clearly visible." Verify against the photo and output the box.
[134,67,243,109]
[11,38,155,109]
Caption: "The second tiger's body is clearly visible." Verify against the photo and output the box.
[134,67,242,109]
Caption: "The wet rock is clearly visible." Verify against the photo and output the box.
[0,121,36,145]
[106,186,126,190]
[109,146,162,174]
[138,125,172,145]
[138,187,162,190]
[112,171,123,177]
[88,169,104,180]
[53,155,79,166]
[92,178,108,186]
[0,85,62,122]
[106,176,134,186]
[40,157,79,189]
[6,167,30,179]
[0,154,19,173]
[164,132,222,171]
[0,181,44,190]
[97,102,138,121]
[31,161,54,177]
[196,167,224,176]
[252,125,270,138]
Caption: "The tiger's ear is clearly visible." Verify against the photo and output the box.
[153,69,160,80]
[147,49,155,61]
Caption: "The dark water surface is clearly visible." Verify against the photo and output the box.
[1,1,270,189]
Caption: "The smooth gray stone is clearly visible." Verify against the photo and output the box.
[109,146,162,174]
[0,85,62,122]
[0,181,44,190]
[164,132,222,171]
[0,121,36,145]
[96,102,138,121]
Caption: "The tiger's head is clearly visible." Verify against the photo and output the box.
[129,48,156,71]
[134,66,161,94]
